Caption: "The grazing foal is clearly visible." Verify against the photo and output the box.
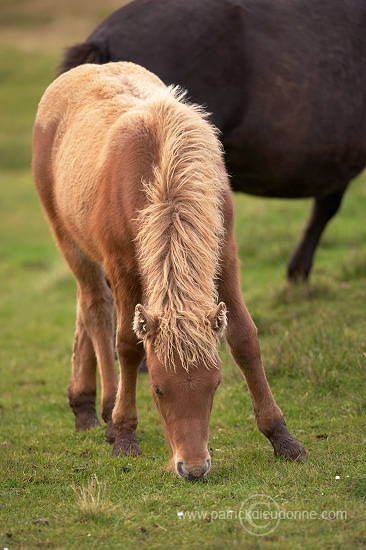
[33,62,305,479]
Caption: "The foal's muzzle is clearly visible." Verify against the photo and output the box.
[176,458,211,480]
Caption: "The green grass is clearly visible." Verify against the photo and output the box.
[1,3,366,549]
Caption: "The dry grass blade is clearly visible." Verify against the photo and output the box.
[71,474,115,517]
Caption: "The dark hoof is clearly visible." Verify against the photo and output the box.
[75,413,101,431]
[69,391,100,431]
[105,419,115,443]
[272,435,307,462]
[287,259,311,284]
[266,418,306,462]
[112,427,141,456]
[112,439,142,456]
[287,270,309,284]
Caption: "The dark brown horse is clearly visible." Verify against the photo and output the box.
[33,62,305,479]
[61,0,366,281]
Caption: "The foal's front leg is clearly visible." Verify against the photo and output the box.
[108,270,145,456]
[112,334,145,456]
[219,238,306,461]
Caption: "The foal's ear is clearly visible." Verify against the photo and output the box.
[133,304,156,341]
[208,302,227,337]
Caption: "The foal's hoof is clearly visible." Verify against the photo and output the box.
[112,427,142,456]
[267,418,306,462]
[75,412,101,432]
[105,419,115,443]
[272,435,306,462]
[112,439,142,456]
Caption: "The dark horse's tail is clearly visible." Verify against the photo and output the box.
[60,41,111,73]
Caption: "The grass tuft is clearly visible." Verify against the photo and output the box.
[71,474,116,519]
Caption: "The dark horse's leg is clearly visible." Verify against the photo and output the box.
[139,357,148,373]
[287,189,346,281]
[219,236,306,461]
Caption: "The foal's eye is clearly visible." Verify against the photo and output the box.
[154,386,164,397]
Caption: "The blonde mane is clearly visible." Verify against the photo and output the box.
[136,88,227,371]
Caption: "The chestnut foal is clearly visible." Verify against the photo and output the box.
[33,62,305,479]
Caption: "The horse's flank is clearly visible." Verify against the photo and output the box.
[34,62,228,371]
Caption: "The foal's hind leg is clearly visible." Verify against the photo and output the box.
[219,237,306,461]
[71,269,118,441]
[46,222,118,439]
[69,305,99,431]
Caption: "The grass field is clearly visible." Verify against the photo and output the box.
[1,2,365,549]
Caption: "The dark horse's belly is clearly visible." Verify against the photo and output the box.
[60,0,366,279]
[224,114,366,198]
[75,0,366,199]
[218,0,366,199]
[224,133,366,199]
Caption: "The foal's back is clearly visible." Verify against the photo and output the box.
[32,62,167,264]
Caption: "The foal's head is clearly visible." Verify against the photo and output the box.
[133,302,227,480]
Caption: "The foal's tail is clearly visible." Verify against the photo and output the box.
[59,41,111,74]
